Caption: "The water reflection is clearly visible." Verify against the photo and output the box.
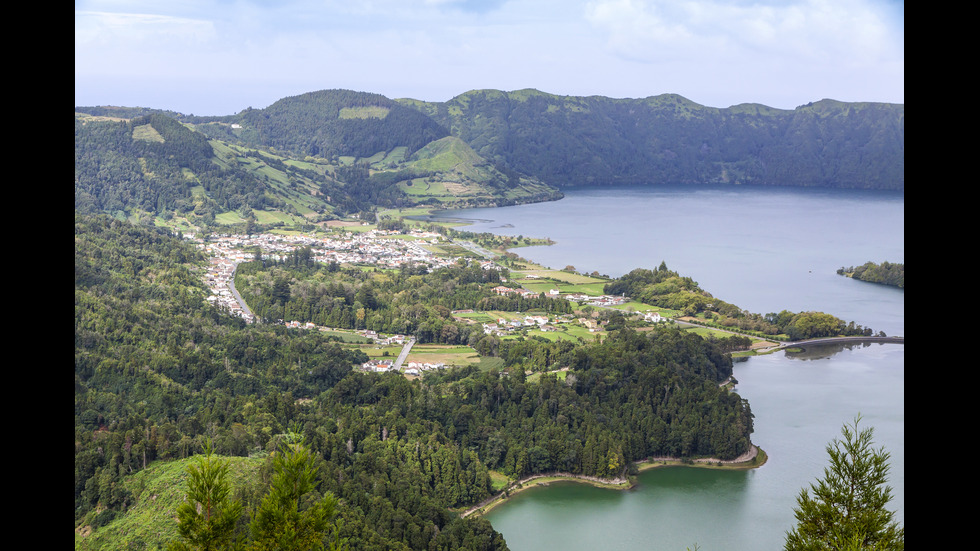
[783,341,893,361]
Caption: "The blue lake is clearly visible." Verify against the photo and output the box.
[433,185,904,550]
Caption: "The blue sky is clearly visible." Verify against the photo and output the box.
[75,0,904,116]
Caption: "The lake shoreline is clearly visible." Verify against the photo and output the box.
[460,446,767,519]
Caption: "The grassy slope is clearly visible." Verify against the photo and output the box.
[75,455,265,551]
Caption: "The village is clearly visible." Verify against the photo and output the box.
[191,227,669,378]
[194,227,466,323]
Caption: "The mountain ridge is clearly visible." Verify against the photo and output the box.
[75,87,904,231]
[395,88,904,190]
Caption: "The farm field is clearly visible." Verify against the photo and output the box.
[406,344,481,367]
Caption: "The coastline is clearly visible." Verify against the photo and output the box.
[407,204,772,520]
[459,445,766,519]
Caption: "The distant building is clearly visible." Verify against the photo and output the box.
[644,312,664,323]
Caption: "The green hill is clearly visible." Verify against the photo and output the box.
[399,89,904,190]
[76,87,903,232]
[397,136,561,206]
[75,93,561,232]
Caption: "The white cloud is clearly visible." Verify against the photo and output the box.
[75,11,216,45]
[584,0,901,66]
[74,0,902,113]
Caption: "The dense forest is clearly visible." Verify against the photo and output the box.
[229,90,450,160]
[75,215,755,550]
[234,253,573,345]
[401,89,904,190]
[838,261,904,289]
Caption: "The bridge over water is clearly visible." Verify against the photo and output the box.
[774,336,904,350]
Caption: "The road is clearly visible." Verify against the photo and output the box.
[456,240,496,259]
[227,261,256,321]
[394,338,416,369]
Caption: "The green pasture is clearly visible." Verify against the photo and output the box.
[527,282,608,296]
[373,146,408,167]
[683,326,734,339]
[398,179,451,197]
[131,123,165,143]
[512,269,608,286]
[360,150,387,165]
[407,345,481,367]
[489,470,511,492]
[476,356,505,372]
[321,330,373,343]
[253,210,296,225]
[453,311,495,323]
[360,345,404,358]
[214,212,245,225]
[610,301,667,313]
[339,106,390,120]
[501,324,597,343]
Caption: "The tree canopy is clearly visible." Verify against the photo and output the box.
[785,416,904,550]
[75,215,757,550]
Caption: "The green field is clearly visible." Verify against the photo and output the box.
[500,323,598,343]
[512,269,608,285]
[131,123,165,143]
[610,301,672,314]
[520,281,609,296]
[453,311,495,323]
[407,344,481,367]
[321,330,373,343]
[358,345,405,358]
[214,211,245,225]
[488,470,511,492]
[339,106,390,120]
[399,179,448,196]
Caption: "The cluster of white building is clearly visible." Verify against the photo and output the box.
[564,293,628,307]
[195,229,487,322]
[359,359,446,376]
[199,229,460,270]
[202,255,254,322]
[491,285,550,299]
[482,314,562,335]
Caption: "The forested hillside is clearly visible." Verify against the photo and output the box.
[401,89,905,190]
[74,111,357,227]
[76,91,561,231]
[75,215,755,549]
[222,89,449,159]
[76,87,902,238]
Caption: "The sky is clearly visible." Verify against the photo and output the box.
[75,0,904,116]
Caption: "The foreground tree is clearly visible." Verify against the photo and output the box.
[785,416,904,550]
[249,436,344,551]
[169,441,244,551]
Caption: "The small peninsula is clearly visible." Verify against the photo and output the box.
[837,261,904,289]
